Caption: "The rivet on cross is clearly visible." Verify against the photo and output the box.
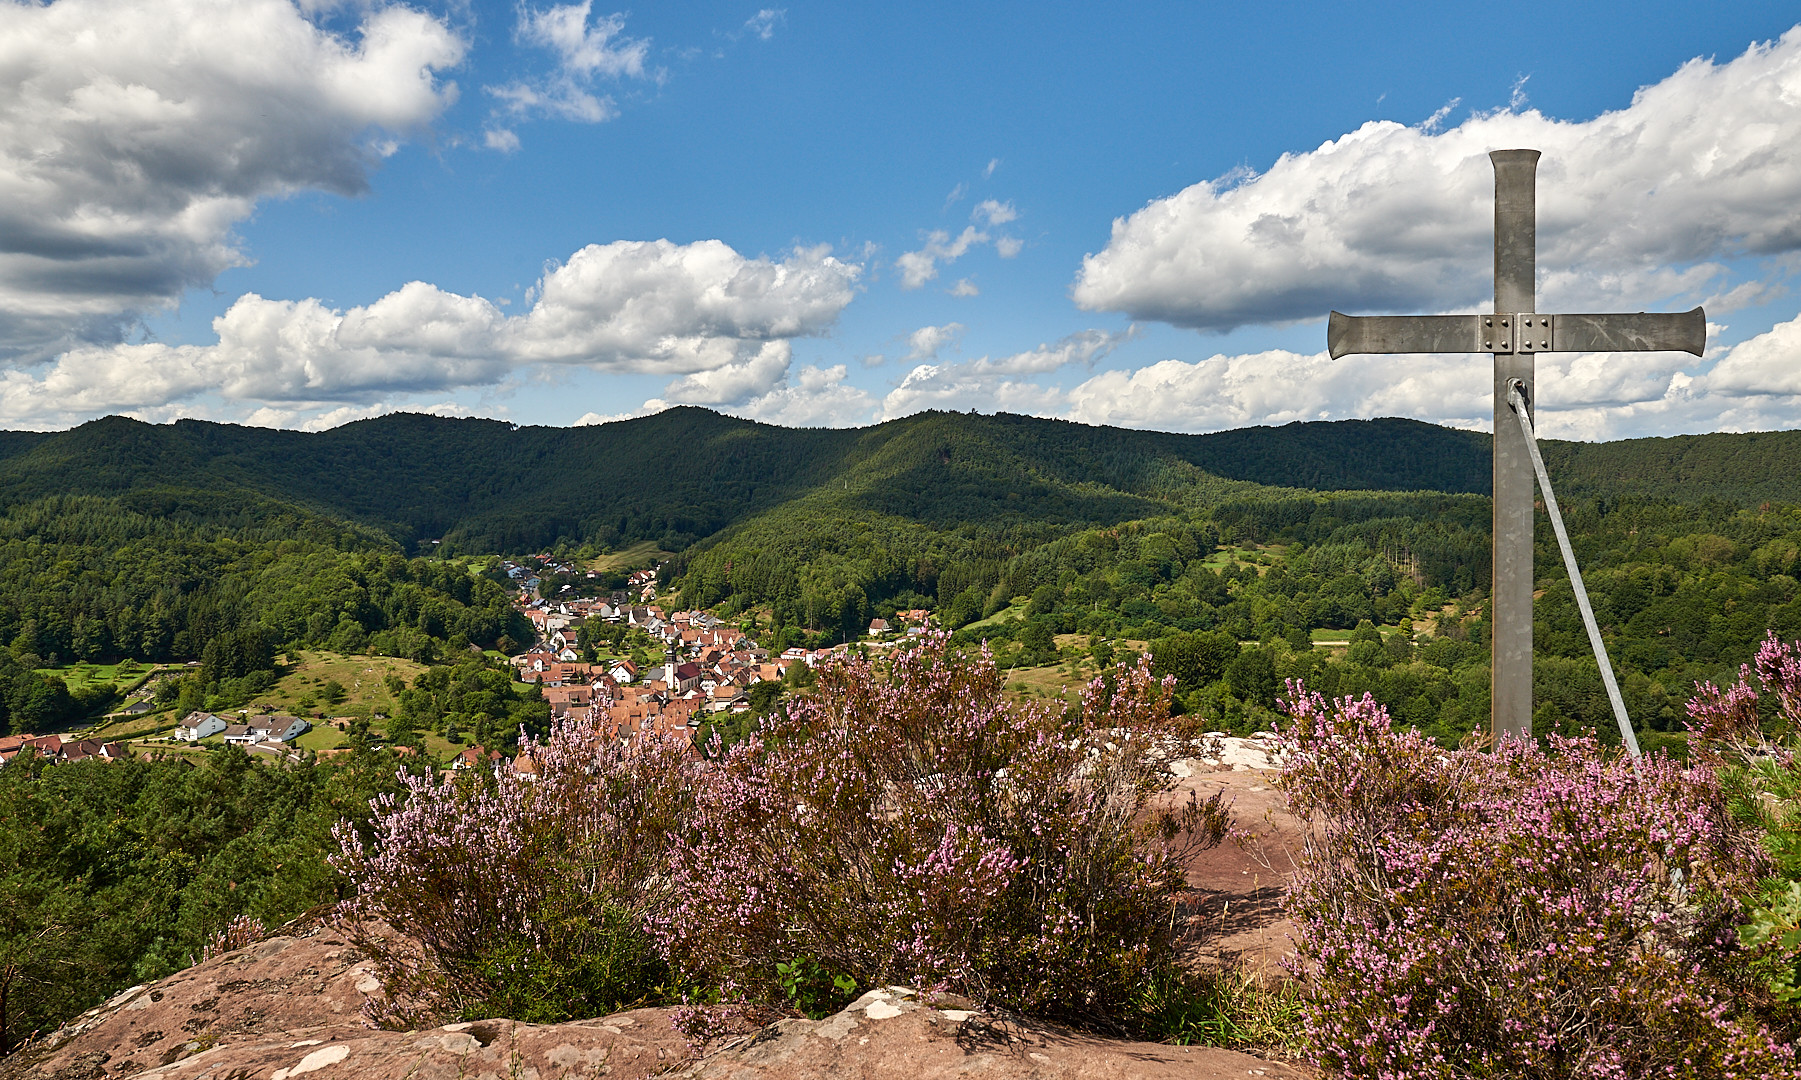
[1327,149,1706,744]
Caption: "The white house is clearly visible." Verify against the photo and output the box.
[268,716,311,743]
[175,713,228,742]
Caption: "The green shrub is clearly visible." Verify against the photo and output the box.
[1131,961,1303,1054]
[774,956,859,1019]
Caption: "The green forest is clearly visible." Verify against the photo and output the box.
[0,743,420,1053]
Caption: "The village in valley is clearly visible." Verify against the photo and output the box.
[501,556,933,761]
[0,550,944,775]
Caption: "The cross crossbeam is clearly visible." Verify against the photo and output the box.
[1327,308,1705,359]
[1326,149,1706,743]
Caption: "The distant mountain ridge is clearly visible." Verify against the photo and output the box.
[1,408,1797,553]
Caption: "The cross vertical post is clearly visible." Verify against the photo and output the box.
[1490,149,1539,742]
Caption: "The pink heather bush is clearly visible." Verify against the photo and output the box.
[1688,631,1801,766]
[198,914,266,963]
[331,719,695,1026]
[1275,683,1792,1079]
[1688,632,1801,1009]
[658,633,1229,1023]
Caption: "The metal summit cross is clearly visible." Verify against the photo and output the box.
[1327,149,1706,744]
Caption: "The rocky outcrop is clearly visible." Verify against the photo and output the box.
[0,926,693,1080]
[7,762,1309,1080]
[9,956,1308,1080]
[674,986,1310,1079]
[1172,741,1304,975]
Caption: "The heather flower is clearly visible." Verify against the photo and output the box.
[657,633,1230,1023]
[1688,631,1801,768]
[331,714,695,1027]
[1276,683,1789,1078]
[1688,633,1801,1020]
[198,914,266,963]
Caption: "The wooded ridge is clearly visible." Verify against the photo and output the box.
[4,408,1800,552]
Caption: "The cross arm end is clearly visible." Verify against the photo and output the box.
[1328,312,1486,359]
[1550,307,1706,356]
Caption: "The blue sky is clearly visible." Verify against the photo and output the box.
[5,0,1801,436]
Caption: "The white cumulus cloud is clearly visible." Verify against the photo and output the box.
[905,322,964,361]
[484,127,523,153]
[1074,27,1801,331]
[648,341,793,405]
[881,329,1129,419]
[896,227,987,290]
[734,363,876,427]
[895,199,1024,289]
[512,240,859,370]
[0,0,466,359]
[972,199,1017,226]
[744,9,785,41]
[1706,311,1801,397]
[0,241,861,427]
[487,2,650,125]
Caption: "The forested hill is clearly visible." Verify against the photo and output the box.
[2,409,1799,553]
[0,410,1478,550]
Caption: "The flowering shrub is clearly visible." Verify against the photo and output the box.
[331,720,695,1026]
[1688,632,1801,766]
[1276,683,1792,1078]
[658,634,1229,1025]
[198,914,266,963]
[1690,632,1801,1007]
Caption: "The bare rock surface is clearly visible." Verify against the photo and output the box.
[678,987,1312,1079]
[7,932,1311,1080]
[2,924,381,1080]
[0,924,693,1080]
[1169,738,1306,975]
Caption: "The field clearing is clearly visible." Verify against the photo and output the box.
[33,660,151,693]
[128,740,209,762]
[587,541,675,572]
[303,717,465,761]
[962,603,1027,633]
[34,661,169,722]
[1003,663,1087,702]
[84,712,177,741]
[248,650,429,718]
[1198,543,1284,574]
[1002,635,1152,701]
[290,723,350,754]
[1310,624,1405,647]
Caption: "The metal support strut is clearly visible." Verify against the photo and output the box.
[1504,378,1642,760]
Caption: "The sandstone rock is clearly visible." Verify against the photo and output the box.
[0,923,692,1080]
[1165,766,1305,976]
[6,933,1311,1080]
[3,925,382,1080]
[678,988,1311,1079]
